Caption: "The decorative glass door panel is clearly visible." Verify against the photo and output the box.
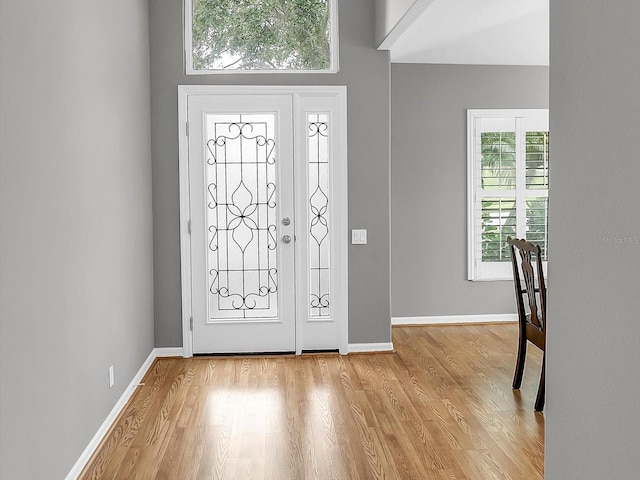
[205,114,279,321]
[308,114,331,318]
[188,94,295,354]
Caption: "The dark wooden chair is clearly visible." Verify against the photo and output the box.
[507,237,546,412]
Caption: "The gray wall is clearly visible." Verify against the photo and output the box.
[150,0,391,346]
[375,0,417,46]
[391,64,549,318]
[547,1,640,478]
[0,1,154,478]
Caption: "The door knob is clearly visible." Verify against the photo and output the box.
[282,235,292,244]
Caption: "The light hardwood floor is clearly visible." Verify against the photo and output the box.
[80,324,544,479]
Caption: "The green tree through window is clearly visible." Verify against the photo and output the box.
[191,0,333,71]
[480,131,549,262]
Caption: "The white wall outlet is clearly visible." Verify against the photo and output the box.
[351,229,367,245]
[108,365,115,388]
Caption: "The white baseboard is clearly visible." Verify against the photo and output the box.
[155,347,184,357]
[392,314,517,326]
[66,347,184,478]
[348,342,394,354]
[64,348,157,480]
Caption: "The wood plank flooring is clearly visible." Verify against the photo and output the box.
[79,324,544,479]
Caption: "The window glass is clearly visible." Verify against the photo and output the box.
[481,198,516,262]
[307,114,331,317]
[526,197,549,260]
[526,131,550,190]
[480,120,516,190]
[188,0,336,73]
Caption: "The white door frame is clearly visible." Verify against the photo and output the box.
[178,85,349,357]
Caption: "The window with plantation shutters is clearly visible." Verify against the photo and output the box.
[467,109,549,280]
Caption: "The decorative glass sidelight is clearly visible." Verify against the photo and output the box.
[308,114,330,317]
[205,114,278,319]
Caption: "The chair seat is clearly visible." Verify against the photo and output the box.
[525,318,545,351]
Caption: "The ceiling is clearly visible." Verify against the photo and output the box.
[386,0,549,66]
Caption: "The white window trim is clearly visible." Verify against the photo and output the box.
[184,0,340,75]
[467,109,549,281]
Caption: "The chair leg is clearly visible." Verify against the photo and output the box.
[534,353,545,412]
[512,329,527,389]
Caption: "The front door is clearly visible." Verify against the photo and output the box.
[188,95,296,353]
[181,86,348,356]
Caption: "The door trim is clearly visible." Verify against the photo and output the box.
[178,85,349,357]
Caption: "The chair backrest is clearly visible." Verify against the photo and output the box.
[507,237,546,331]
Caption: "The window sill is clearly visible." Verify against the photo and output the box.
[468,276,513,282]
[186,68,339,75]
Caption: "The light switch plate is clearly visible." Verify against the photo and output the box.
[351,229,367,245]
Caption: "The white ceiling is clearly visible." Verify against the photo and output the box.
[388,0,549,66]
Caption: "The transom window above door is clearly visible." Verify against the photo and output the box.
[184,0,339,74]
